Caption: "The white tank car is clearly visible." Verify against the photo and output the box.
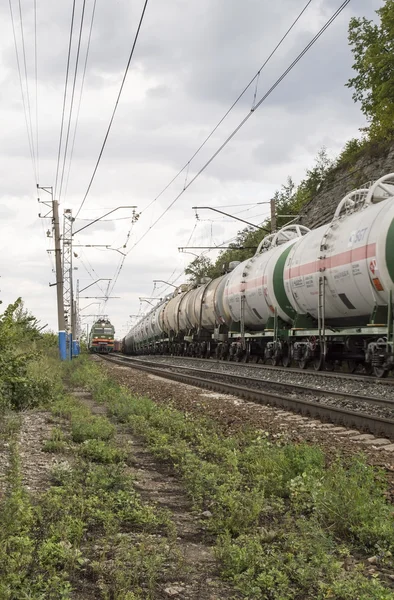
[162,287,191,334]
[281,174,394,325]
[223,225,310,329]
[124,174,394,363]
[145,301,166,338]
[181,276,230,331]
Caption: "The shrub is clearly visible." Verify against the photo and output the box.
[71,416,115,443]
[78,439,127,463]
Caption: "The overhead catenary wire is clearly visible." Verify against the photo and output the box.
[127,0,351,255]
[100,215,138,310]
[8,0,37,183]
[34,0,39,182]
[101,1,314,307]
[54,0,77,199]
[17,0,37,181]
[139,0,314,217]
[63,0,97,201]
[78,252,108,296]
[74,0,150,219]
[58,0,87,202]
[153,221,199,294]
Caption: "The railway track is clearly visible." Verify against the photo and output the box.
[101,354,394,440]
[117,353,394,386]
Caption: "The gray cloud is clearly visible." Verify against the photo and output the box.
[0,0,384,334]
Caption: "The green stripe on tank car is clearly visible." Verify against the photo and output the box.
[386,218,394,284]
[273,243,296,319]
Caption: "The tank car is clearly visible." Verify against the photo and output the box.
[124,173,394,377]
[88,319,115,354]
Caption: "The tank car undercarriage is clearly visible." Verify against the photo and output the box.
[128,301,394,378]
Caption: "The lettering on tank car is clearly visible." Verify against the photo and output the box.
[305,275,314,288]
[352,263,362,276]
[333,270,350,280]
[292,277,305,288]
[348,227,368,246]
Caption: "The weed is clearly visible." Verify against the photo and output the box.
[71,415,115,443]
[0,363,178,598]
[71,358,394,599]
[43,426,68,453]
[78,439,127,463]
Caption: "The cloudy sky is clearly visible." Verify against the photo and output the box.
[0,0,383,339]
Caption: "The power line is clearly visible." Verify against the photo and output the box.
[153,221,199,294]
[34,0,39,182]
[54,0,77,199]
[127,0,351,254]
[103,0,316,306]
[58,0,87,202]
[139,0,314,217]
[75,0,150,219]
[17,0,37,181]
[78,253,107,296]
[8,0,36,182]
[8,0,35,176]
[75,216,131,222]
[63,0,97,201]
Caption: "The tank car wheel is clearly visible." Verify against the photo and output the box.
[347,360,356,373]
[242,350,250,363]
[313,354,324,371]
[298,358,308,369]
[271,356,281,366]
[374,366,389,378]
[347,360,361,374]
[363,363,373,375]
[282,343,291,368]
[324,360,335,371]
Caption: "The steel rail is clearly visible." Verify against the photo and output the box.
[112,355,392,408]
[100,355,394,439]
[118,353,394,386]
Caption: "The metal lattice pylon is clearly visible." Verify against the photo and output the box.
[62,209,73,335]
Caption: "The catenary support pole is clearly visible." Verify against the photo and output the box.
[270,198,277,233]
[53,199,67,360]
[72,299,79,356]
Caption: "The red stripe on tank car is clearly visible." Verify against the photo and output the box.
[284,242,376,280]
[225,275,267,296]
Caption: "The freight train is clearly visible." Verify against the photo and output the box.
[88,319,115,354]
[123,173,394,378]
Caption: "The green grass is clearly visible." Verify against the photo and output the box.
[71,415,115,443]
[70,356,394,600]
[0,363,178,599]
[78,438,127,463]
[42,426,68,453]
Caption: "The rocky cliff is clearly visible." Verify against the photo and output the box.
[298,142,394,229]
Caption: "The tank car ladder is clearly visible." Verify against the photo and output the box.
[317,224,330,367]
[317,275,327,361]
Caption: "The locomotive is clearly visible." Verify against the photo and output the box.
[123,173,394,377]
[88,319,115,354]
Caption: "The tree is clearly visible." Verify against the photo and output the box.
[184,256,215,282]
[346,1,394,139]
